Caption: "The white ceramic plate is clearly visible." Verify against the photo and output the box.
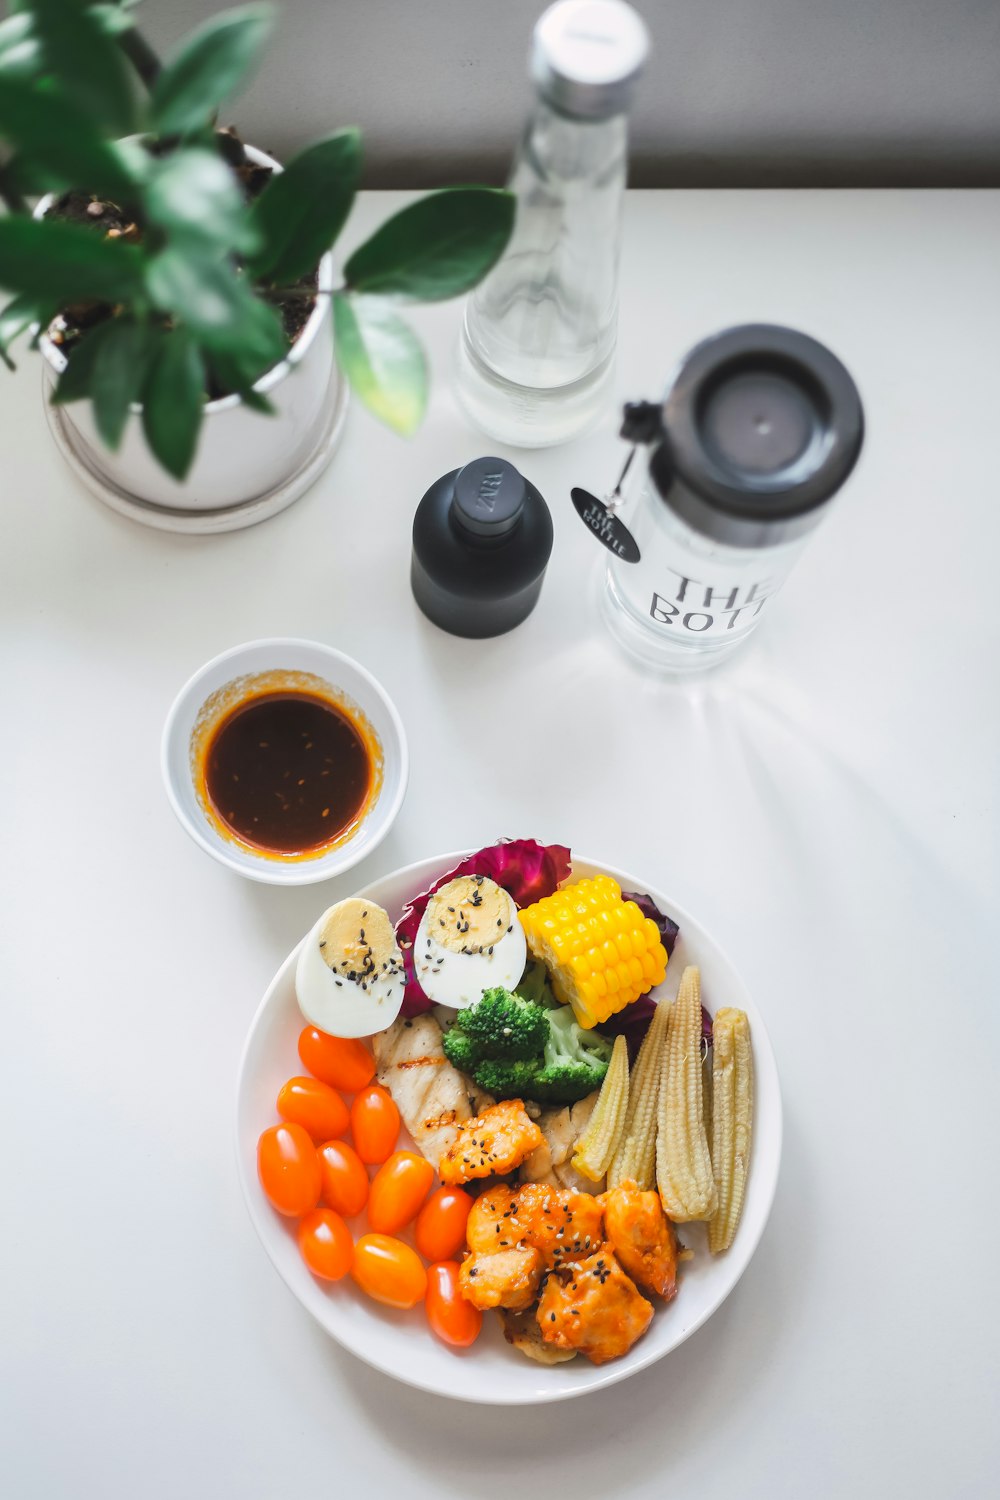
[235,852,782,1404]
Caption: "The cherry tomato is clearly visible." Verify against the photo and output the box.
[257,1122,321,1216]
[297,1207,353,1281]
[425,1261,483,1347]
[350,1084,400,1164]
[367,1151,435,1234]
[414,1186,473,1262]
[276,1076,349,1142]
[352,1234,427,1309]
[298,1027,376,1093]
[317,1139,369,1218]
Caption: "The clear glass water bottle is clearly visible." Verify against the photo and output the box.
[599,325,865,672]
[455,0,649,448]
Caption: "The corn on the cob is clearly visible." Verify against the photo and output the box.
[656,966,717,1222]
[572,1035,630,1181]
[519,876,668,1029]
[708,1008,753,1253]
[607,999,671,1190]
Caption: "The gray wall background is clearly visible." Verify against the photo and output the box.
[146,1,1000,186]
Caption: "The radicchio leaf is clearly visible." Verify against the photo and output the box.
[395,839,571,1017]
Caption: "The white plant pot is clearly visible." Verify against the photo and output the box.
[36,145,347,533]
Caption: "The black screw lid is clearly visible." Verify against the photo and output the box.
[652,324,865,547]
[451,456,525,542]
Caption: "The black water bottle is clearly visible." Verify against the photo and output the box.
[411,457,553,638]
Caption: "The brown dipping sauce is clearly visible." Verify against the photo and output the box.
[203,690,372,855]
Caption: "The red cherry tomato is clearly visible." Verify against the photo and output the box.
[367,1151,435,1234]
[257,1123,321,1216]
[276,1076,349,1142]
[352,1234,427,1309]
[414,1186,473,1262]
[425,1261,483,1347]
[317,1139,369,1218]
[298,1027,376,1093]
[350,1084,400,1164]
[297,1208,353,1281]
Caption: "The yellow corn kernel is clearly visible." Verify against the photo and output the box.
[607,999,671,1190]
[656,966,718,1222]
[572,1035,630,1182]
[707,1008,753,1253]
[519,876,668,1029]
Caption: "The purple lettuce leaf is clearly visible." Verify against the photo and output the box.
[396,839,572,1017]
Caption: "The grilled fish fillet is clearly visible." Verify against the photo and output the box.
[372,1014,493,1166]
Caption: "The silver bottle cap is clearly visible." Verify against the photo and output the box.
[531,0,649,120]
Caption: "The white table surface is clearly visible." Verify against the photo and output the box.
[2,189,998,1498]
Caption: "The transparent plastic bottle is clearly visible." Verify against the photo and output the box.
[600,325,866,673]
[455,0,648,448]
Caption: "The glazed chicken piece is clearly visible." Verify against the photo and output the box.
[602,1181,679,1301]
[458,1246,544,1311]
[438,1099,543,1186]
[535,1249,653,1365]
[465,1182,604,1266]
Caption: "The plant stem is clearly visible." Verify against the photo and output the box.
[117,25,163,89]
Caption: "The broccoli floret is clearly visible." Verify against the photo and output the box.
[470,1057,542,1100]
[440,1026,480,1073]
[515,961,559,1009]
[528,1006,612,1103]
[445,986,551,1064]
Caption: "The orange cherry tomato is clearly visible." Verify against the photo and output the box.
[425,1261,483,1347]
[414,1186,473,1262]
[257,1122,321,1217]
[297,1208,353,1281]
[367,1151,435,1234]
[350,1084,400,1164]
[317,1139,369,1219]
[298,1027,376,1093]
[276,1076,349,1142]
[352,1234,427,1309]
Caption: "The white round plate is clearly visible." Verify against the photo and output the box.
[236,851,782,1404]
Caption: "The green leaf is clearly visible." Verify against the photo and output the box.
[89,318,154,448]
[0,291,43,368]
[247,128,361,285]
[333,292,426,436]
[151,4,273,137]
[0,73,138,198]
[0,217,143,301]
[205,345,277,407]
[141,327,205,480]
[51,317,115,404]
[0,13,37,80]
[145,247,287,365]
[145,147,260,255]
[344,187,515,303]
[31,0,135,134]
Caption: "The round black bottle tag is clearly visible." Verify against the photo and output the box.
[571,487,641,563]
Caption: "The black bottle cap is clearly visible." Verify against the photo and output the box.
[651,324,864,547]
[451,456,525,542]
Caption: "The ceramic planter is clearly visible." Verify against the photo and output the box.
[36,145,346,533]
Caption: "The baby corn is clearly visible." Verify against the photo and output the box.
[572,1035,630,1181]
[707,1008,753,1253]
[607,999,671,1190]
[656,966,717,1222]
[519,876,668,1029]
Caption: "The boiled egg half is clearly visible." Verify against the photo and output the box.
[413,875,526,1009]
[295,898,405,1038]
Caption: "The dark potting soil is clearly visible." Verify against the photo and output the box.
[45,128,319,392]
